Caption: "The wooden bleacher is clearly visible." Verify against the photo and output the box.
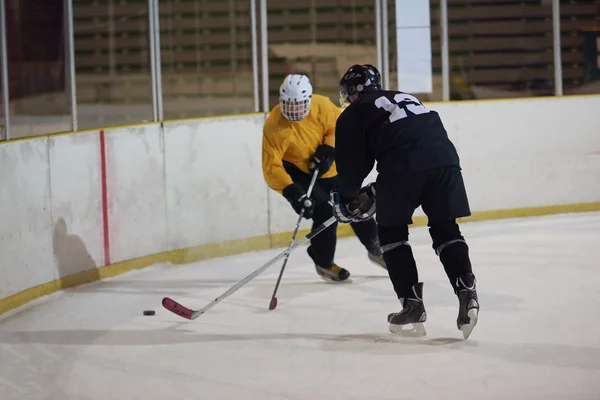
[423,0,599,98]
[71,0,600,120]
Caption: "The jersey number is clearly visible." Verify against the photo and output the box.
[375,94,429,123]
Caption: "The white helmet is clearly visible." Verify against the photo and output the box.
[279,74,313,121]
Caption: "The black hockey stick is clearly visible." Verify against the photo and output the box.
[162,215,337,320]
[268,167,319,310]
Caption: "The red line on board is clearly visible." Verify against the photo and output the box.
[99,130,111,266]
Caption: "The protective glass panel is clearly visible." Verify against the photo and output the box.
[267,0,379,110]
[159,0,255,120]
[5,0,70,139]
[561,0,600,95]
[73,0,154,130]
[446,1,555,100]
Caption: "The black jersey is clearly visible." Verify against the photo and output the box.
[334,90,461,200]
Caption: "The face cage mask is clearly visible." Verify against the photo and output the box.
[339,85,358,108]
[281,99,311,121]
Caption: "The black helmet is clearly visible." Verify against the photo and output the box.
[339,64,382,106]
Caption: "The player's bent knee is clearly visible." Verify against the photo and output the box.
[378,225,409,252]
[435,239,467,257]
[428,219,466,255]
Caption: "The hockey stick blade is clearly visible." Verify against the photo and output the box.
[162,297,195,319]
[162,215,337,320]
[268,297,277,310]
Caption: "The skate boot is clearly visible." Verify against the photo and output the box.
[315,263,351,282]
[366,240,387,270]
[455,273,479,339]
[307,246,351,283]
[388,282,427,337]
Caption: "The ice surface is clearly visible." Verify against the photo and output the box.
[1,213,600,400]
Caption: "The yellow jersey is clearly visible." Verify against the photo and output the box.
[262,94,341,193]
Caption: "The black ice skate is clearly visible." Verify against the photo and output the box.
[307,247,351,283]
[315,263,351,282]
[388,282,427,337]
[368,252,386,269]
[366,240,387,269]
[455,273,479,339]
[367,250,387,270]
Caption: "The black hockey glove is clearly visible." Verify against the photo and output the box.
[331,183,376,224]
[309,145,335,177]
[282,183,315,219]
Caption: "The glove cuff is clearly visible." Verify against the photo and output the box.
[315,144,335,160]
[282,183,305,204]
[359,182,376,200]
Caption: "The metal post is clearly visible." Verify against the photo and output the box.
[381,0,389,90]
[148,0,163,121]
[375,0,383,72]
[0,0,10,140]
[250,0,259,112]
[259,0,269,112]
[148,0,158,121]
[440,0,450,101]
[152,0,163,120]
[552,0,563,96]
[65,0,78,131]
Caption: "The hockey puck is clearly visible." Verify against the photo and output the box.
[143,310,156,316]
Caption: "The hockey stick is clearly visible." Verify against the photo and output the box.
[162,215,337,320]
[268,167,320,311]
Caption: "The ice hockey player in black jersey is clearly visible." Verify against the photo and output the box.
[330,64,479,339]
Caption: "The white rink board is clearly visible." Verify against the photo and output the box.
[164,114,270,249]
[48,131,104,274]
[0,139,54,299]
[433,96,600,211]
[267,188,314,236]
[105,124,168,263]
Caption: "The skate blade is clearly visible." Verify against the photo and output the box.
[389,322,427,337]
[459,309,479,340]
[319,275,352,284]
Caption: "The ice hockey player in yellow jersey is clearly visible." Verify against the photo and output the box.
[262,74,386,282]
